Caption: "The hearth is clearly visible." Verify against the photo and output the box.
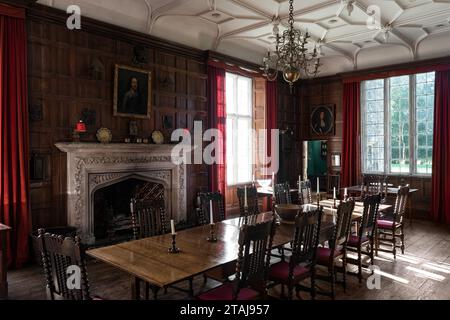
[55,143,186,244]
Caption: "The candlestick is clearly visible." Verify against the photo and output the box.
[170,219,175,235]
[168,233,180,253]
[244,186,248,208]
[209,200,214,225]
[207,223,217,242]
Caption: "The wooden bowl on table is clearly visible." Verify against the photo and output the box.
[275,204,301,224]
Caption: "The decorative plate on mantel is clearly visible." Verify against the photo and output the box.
[96,127,112,144]
[151,130,164,144]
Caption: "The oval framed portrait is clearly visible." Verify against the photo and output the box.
[310,104,335,136]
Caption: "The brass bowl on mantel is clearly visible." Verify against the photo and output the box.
[275,204,301,223]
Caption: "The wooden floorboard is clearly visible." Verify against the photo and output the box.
[7,220,450,300]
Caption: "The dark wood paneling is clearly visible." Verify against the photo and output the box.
[27,18,208,229]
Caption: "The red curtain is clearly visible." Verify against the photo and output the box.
[431,70,450,224]
[207,65,227,203]
[0,5,30,268]
[341,82,361,189]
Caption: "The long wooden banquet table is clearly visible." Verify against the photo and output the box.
[88,211,334,300]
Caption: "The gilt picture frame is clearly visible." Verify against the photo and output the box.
[113,64,152,119]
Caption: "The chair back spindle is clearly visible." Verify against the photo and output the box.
[298,180,313,205]
[197,192,226,225]
[131,198,167,239]
[274,182,292,205]
[233,217,276,299]
[237,185,260,217]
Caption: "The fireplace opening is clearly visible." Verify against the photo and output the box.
[93,178,164,245]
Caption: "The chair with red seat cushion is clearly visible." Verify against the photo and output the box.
[376,185,409,259]
[268,207,323,300]
[37,229,101,300]
[315,198,355,299]
[197,217,276,301]
[346,194,381,283]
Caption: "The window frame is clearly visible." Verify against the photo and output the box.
[361,72,435,177]
[225,72,254,186]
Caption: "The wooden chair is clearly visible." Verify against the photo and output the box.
[376,185,409,258]
[327,174,340,199]
[131,197,179,299]
[197,217,276,300]
[361,174,389,202]
[37,229,95,300]
[237,185,260,217]
[274,182,292,205]
[346,194,381,283]
[298,180,313,205]
[197,192,226,225]
[268,206,323,300]
[196,191,234,284]
[131,198,167,239]
[315,198,355,299]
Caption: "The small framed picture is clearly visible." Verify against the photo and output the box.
[310,104,335,137]
[113,64,152,119]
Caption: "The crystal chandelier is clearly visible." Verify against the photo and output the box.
[261,0,321,89]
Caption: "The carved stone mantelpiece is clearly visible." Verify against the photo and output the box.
[55,143,186,244]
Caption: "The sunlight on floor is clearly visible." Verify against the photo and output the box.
[374,269,410,284]
[405,266,446,281]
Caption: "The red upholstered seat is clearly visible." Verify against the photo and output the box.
[377,220,399,229]
[269,261,310,283]
[316,247,342,265]
[347,235,369,247]
[197,283,260,301]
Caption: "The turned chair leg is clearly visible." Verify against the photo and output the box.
[357,249,362,284]
[392,229,397,259]
[400,225,405,254]
[330,266,336,300]
[341,250,348,292]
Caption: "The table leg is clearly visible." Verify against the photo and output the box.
[0,232,7,300]
[131,277,141,300]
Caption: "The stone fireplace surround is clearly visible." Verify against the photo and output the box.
[55,143,186,244]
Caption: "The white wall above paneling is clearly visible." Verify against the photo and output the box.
[37,0,450,76]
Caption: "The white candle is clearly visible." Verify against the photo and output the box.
[333,187,336,200]
[317,177,320,194]
[345,188,348,197]
[244,186,248,208]
[130,200,134,213]
[209,200,214,224]
[170,219,175,235]
[252,174,255,184]
[299,175,301,188]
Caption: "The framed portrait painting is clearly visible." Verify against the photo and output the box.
[310,104,335,137]
[113,64,152,119]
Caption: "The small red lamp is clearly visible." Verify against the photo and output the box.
[73,120,87,141]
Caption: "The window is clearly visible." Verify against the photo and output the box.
[361,72,435,175]
[226,73,253,185]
